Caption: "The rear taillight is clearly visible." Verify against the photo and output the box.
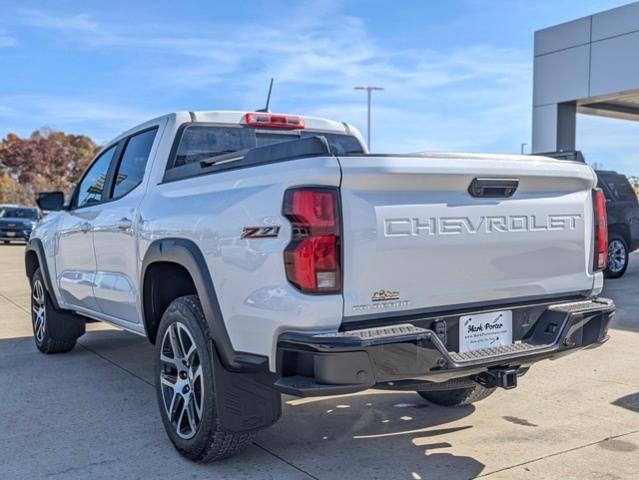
[244,112,305,130]
[283,188,341,293]
[593,188,608,271]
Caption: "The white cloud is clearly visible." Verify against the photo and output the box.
[10,7,533,155]
[0,95,159,143]
[0,29,17,47]
[19,9,100,35]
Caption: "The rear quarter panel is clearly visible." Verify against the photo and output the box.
[139,156,343,369]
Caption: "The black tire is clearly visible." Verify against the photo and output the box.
[155,295,255,462]
[31,268,84,354]
[417,384,495,407]
[605,233,629,279]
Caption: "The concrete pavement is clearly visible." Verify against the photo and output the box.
[1,244,638,479]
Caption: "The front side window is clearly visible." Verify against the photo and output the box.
[112,128,157,199]
[75,145,117,208]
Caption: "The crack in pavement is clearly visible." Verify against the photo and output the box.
[76,341,155,388]
[46,459,117,477]
[253,443,321,480]
[0,290,29,314]
[478,428,639,477]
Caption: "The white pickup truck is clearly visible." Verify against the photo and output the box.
[26,110,615,461]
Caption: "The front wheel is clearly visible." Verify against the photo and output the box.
[155,295,255,462]
[417,384,495,407]
[31,268,84,353]
[605,234,629,279]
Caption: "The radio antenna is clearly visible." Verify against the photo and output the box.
[256,78,274,113]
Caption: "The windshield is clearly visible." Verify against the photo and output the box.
[173,126,365,168]
[0,207,39,220]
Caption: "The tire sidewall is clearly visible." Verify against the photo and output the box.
[30,269,47,349]
[154,297,219,458]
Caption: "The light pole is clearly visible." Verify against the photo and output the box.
[354,86,384,151]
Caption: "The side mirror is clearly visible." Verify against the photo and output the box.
[36,191,65,211]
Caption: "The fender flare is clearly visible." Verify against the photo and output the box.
[25,238,63,311]
[140,238,267,372]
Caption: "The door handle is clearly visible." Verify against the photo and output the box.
[80,222,92,233]
[115,217,133,231]
[468,178,519,198]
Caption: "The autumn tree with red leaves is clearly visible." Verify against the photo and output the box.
[0,128,98,205]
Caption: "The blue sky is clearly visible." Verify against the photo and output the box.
[0,0,637,176]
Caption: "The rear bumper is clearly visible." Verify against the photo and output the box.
[275,297,615,397]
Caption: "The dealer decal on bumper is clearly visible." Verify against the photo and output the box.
[459,310,513,353]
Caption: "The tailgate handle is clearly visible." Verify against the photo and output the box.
[468,178,519,198]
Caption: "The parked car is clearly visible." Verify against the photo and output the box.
[0,204,40,244]
[595,170,639,278]
[25,110,615,462]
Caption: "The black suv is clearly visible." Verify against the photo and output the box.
[596,170,639,278]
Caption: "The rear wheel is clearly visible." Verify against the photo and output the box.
[417,384,495,407]
[31,269,84,354]
[605,234,629,279]
[155,295,255,462]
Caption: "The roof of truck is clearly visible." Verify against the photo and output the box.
[123,110,355,135]
[189,110,352,133]
[111,110,364,150]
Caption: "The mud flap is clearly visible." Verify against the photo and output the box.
[47,308,86,341]
[211,343,282,433]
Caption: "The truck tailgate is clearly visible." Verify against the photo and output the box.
[337,154,597,319]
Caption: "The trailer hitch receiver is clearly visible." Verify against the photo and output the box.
[476,368,518,390]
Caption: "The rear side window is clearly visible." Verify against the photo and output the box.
[75,145,117,208]
[112,128,157,199]
[301,132,363,155]
[170,125,365,169]
[602,174,637,202]
[174,127,253,167]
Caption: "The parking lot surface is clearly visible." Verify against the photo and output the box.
[1,244,638,479]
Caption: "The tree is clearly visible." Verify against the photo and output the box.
[0,172,27,204]
[0,128,98,205]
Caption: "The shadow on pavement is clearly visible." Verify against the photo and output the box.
[612,392,639,413]
[1,329,486,479]
[262,388,486,479]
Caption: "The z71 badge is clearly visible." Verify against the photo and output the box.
[241,226,280,239]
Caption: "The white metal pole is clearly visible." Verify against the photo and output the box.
[355,86,383,151]
[367,89,372,151]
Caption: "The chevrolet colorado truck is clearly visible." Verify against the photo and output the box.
[25,110,615,462]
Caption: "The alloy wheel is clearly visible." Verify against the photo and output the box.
[159,322,204,440]
[32,279,46,343]
[608,239,627,274]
